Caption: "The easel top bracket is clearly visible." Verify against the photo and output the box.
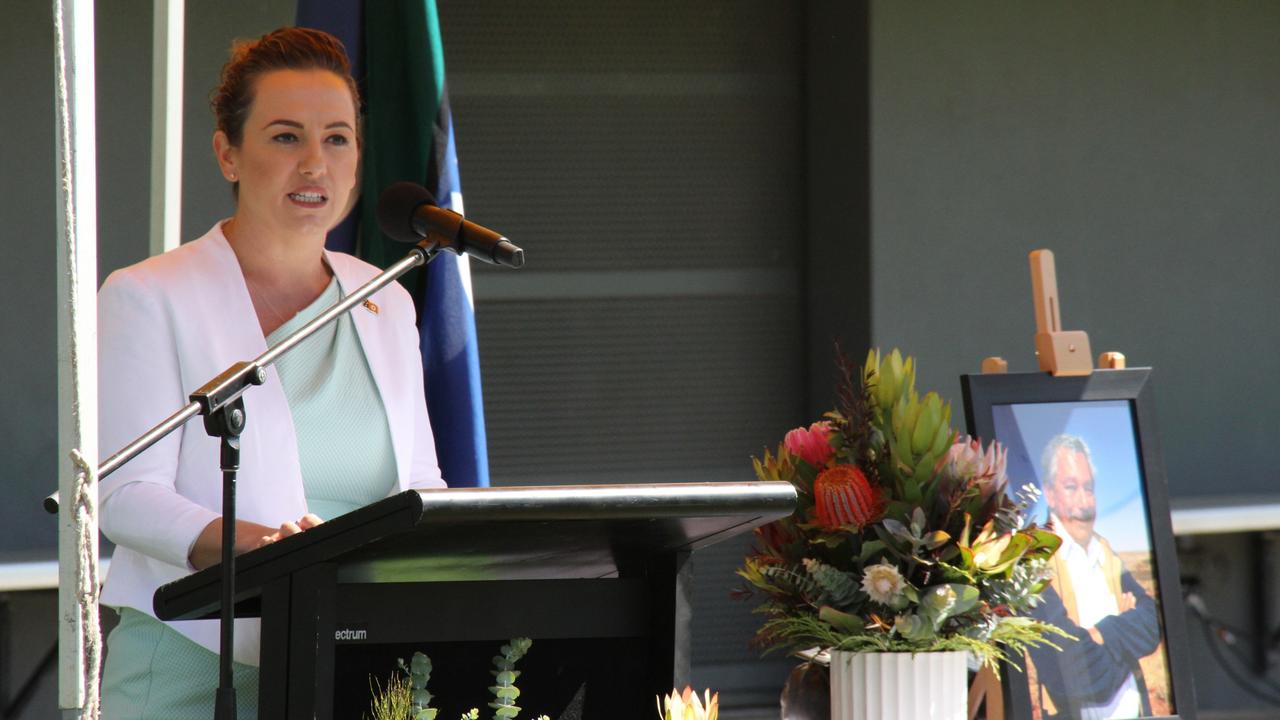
[982,249,1125,376]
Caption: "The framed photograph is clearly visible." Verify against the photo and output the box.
[961,369,1196,720]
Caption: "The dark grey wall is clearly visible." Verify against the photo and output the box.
[2,0,60,554]
[180,2,294,241]
[2,3,287,716]
[867,6,1280,712]
[11,5,1278,540]
[868,1,1280,501]
[1,0,292,556]
[805,1,872,418]
[0,0,159,553]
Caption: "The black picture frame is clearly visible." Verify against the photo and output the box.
[961,369,1196,720]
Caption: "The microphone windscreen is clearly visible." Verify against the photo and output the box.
[376,182,437,243]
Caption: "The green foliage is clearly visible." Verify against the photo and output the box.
[802,559,863,609]
[369,640,540,720]
[760,564,823,604]
[817,605,864,634]
[760,610,1072,673]
[397,652,438,720]
[489,638,533,719]
[984,559,1054,610]
[864,349,954,501]
[366,674,413,720]
[987,616,1074,674]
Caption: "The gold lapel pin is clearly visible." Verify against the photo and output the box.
[363,299,380,315]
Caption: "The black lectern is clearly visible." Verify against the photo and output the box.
[154,482,796,719]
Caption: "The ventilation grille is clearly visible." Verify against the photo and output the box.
[440,0,804,688]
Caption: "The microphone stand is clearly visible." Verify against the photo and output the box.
[45,240,439,720]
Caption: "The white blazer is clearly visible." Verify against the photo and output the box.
[98,223,445,665]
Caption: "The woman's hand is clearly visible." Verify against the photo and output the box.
[189,514,324,570]
[249,513,324,551]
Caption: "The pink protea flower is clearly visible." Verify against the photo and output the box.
[783,422,835,468]
[944,436,1008,500]
[813,465,883,530]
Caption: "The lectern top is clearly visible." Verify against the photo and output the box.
[155,481,796,622]
[411,481,796,522]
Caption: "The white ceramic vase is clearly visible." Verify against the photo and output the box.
[828,650,967,720]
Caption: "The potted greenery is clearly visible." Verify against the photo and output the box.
[366,638,547,720]
[738,350,1067,720]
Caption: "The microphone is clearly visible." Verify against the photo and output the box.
[376,182,524,268]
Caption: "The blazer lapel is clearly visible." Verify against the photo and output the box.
[204,229,307,518]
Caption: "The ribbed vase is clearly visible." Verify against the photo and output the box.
[828,651,966,720]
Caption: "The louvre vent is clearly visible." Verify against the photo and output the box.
[440,0,804,698]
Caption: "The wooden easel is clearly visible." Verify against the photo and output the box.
[969,249,1124,720]
[968,665,1003,720]
[981,249,1126,377]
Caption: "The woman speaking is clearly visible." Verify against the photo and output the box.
[97,27,445,717]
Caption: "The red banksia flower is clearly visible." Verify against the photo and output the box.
[813,465,883,530]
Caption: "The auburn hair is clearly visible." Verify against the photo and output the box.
[211,26,361,147]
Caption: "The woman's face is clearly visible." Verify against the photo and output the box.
[214,68,358,241]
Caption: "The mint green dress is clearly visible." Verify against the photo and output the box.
[101,277,399,719]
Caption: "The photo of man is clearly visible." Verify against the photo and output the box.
[991,400,1175,719]
[1027,434,1161,718]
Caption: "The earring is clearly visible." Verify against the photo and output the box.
[228,173,237,181]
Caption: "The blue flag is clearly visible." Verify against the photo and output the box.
[298,0,491,488]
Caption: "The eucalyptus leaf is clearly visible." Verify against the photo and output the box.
[902,584,920,603]
[491,686,520,699]
[872,524,916,564]
[911,507,927,534]
[881,517,911,540]
[894,613,935,642]
[950,584,981,616]
[819,605,865,633]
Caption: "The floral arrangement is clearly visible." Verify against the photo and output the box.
[736,349,1068,670]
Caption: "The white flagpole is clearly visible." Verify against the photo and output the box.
[52,0,100,715]
[150,0,183,255]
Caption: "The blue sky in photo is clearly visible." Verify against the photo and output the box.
[991,400,1152,553]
